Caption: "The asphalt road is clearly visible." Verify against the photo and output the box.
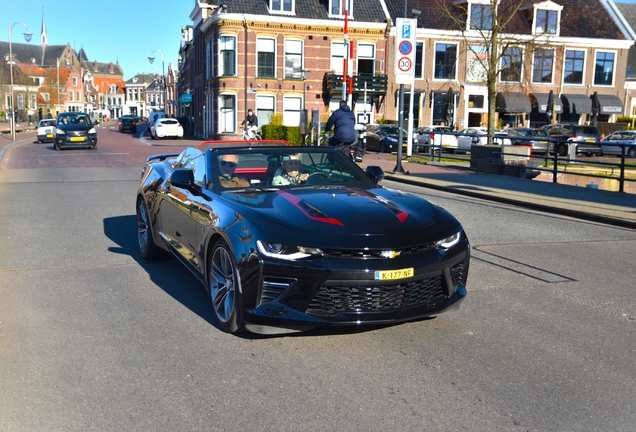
[1,126,635,431]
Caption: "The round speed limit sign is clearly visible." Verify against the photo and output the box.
[398,57,412,72]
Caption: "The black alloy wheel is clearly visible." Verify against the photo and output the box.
[209,239,245,334]
[136,197,164,260]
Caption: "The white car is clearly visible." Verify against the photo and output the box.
[36,118,57,143]
[415,125,458,152]
[601,131,636,158]
[455,127,511,152]
[150,118,184,140]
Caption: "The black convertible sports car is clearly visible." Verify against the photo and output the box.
[136,141,469,334]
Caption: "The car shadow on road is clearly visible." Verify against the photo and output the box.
[103,214,219,329]
[102,214,434,339]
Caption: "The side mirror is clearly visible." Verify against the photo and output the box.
[170,168,195,188]
[365,165,385,184]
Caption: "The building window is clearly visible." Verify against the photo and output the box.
[434,43,457,80]
[594,51,614,86]
[415,42,424,79]
[206,40,212,80]
[501,47,523,82]
[219,35,236,77]
[256,95,275,127]
[535,10,558,34]
[43,93,50,101]
[18,93,24,109]
[73,77,77,87]
[471,5,493,30]
[564,50,584,85]
[257,38,276,78]
[70,91,74,102]
[283,96,302,126]
[30,94,36,109]
[284,39,303,79]
[330,41,345,75]
[76,91,81,102]
[329,0,353,18]
[270,0,293,13]
[357,43,375,75]
[532,49,554,83]
[219,94,236,133]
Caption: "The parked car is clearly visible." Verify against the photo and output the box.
[36,118,56,143]
[119,115,138,133]
[54,112,97,150]
[136,144,469,334]
[150,118,184,140]
[454,127,499,152]
[601,130,636,158]
[506,128,550,154]
[541,124,602,156]
[415,125,458,153]
[365,125,420,153]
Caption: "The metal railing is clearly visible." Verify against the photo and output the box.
[412,131,636,193]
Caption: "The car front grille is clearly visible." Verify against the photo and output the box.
[306,275,446,314]
[319,244,435,259]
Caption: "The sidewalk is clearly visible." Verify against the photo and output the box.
[361,153,636,230]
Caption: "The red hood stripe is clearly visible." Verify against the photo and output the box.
[276,191,344,226]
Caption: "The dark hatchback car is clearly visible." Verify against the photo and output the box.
[54,112,97,150]
[365,125,421,153]
[541,124,602,156]
[119,115,138,133]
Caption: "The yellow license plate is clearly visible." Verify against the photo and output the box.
[374,267,414,281]
[47,134,53,138]
[71,137,85,142]
[586,139,594,142]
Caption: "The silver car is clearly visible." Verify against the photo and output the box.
[601,131,636,158]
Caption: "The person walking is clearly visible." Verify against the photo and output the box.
[325,100,356,151]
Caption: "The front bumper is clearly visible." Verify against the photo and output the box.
[56,134,97,148]
[240,241,470,331]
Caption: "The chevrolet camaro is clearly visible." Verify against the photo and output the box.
[136,142,469,334]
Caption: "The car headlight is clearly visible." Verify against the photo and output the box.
[386,137,398,142]
[257,240,323,261]
[55,128,65,135]
[435,232,461,249]
[88,127,96,134]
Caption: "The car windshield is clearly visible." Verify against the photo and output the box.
[39,120,55,127]
[202,147,371,191]
[380,126,405,135]
[58,114,90,125]
[160,119,179,125]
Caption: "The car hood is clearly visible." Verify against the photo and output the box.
[220,187,461,247]
[57,124,94,132]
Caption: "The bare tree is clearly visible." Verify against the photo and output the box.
[435,0,555,144]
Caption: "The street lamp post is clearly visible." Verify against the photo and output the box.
[8,21,32,141]
[102,81,111,118]
[148,50,166,115]
[300,69,309,144]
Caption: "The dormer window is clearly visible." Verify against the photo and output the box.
[531,1,563,36]
[270,0,294,14]
[329,0,353,19]
[470,3,493,31]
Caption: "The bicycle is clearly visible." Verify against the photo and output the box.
[241,125,262,140]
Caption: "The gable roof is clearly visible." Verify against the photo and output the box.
[212,0,388,23]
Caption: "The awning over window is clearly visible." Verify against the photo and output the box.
[496,92,531,113]
[597,94,624,115]
[530,93,563,114]
[560,94,592,115]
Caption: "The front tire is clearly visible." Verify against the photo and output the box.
[209,239,245,334]
[137,197,164,260]
[627,147,636,158]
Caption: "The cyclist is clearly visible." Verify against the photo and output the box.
[241,109,259,139]
[325,100,356,155]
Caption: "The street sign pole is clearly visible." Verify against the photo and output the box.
[394,18,417,173]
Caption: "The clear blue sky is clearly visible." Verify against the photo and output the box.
[4,0,194,80]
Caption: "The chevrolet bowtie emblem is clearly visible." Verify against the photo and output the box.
[381,250,401,259]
